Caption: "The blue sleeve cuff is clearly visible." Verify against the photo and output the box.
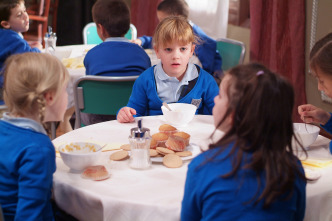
[320,112,332,134]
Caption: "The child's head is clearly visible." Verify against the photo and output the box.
[156,0,189,22]
[213,63,294,139]
[153,16,197,80]
[309,32,332,97]
[0,0,29,33]
[92,0,130,38]
[3,53,69,123]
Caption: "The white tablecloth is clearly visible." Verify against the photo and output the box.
[52,115,216,221]
[52,115,332,221]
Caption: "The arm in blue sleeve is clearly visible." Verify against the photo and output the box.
[139,36,153,49]
[181,164,201,221]
[126,76,149,117]
[320,112,332,134]
[14,39,41,53]
[202,75,219,115]
[16,143,55,220]
[295,162,306,221]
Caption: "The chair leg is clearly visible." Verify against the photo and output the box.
[51,122,56,140]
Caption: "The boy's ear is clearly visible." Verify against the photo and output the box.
[0,20,10,29]
[154,46,161,59]
[191,44,195,55]
[96,23,108,41]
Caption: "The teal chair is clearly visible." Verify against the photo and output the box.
[82,23,137,45]
[73,75,138,128]
[216,38,246,71]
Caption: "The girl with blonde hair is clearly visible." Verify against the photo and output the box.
[0,53,69,220]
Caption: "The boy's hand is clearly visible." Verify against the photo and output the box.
[117,107,137,123]
[298,104,330,125]
[28,41,43,50]
[130,39,142,46]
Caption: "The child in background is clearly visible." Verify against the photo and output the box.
[298,33,332,139]
[84,0,151,77]
[0,53,69,221]
[82,0,151,125]
[181,63,307,220]
[117,16,219,123]
[0,0,42,81]
[132,0,222,76]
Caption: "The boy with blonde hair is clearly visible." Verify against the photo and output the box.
[117,16,219,123]
[132,0,222,76]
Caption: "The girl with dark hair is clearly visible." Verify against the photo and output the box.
[298,33,332,139]
[181,63,307,220]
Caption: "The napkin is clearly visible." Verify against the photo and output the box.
[62,57,84,69]
[301,159,332,169]
[100,143,122,152]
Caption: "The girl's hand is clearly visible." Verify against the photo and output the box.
[298,104,331,125]
[117,107,137,123]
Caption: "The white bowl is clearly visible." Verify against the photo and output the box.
[292,123,320,149]
[161,103,197,127]
[58,142,102,171]
[52,48,71,60]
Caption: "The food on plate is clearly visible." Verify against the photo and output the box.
[159,124,178,135]
[165,131,190,152]
[109,150,129,161]
[156,147,175,155]
[81,165,110,181]
[175,151,192,157]
[149,149,159,157]
[151,132,169,147]
[150,138,157,149]
[163,154,183,168]
[173,132,190,146]
[120,144,131,151]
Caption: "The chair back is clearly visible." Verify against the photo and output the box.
[216,38,246,71]
[25,0,52,45]
[83,23,137,44]
[73,75,138,128]
[83,23,103,45]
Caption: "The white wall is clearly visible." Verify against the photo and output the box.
[185,0,229,39]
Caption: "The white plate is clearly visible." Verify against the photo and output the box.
[304,168,321,180]
[151,143,201,163]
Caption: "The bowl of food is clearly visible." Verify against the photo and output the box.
[58,142,102,172]
[161,103,197,127]
[292,123,320,150]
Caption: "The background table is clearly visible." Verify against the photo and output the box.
[52,115,332,221]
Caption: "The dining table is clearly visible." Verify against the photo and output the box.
[52,115,332,221]
[52,115,216,221]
